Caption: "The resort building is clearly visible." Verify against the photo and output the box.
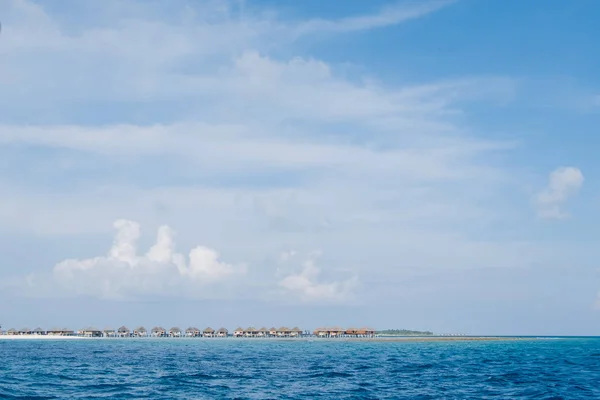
[356,327,375,337]
[186,327,201,337]
[244,327,257,337]
[290,327,302,337]
[32,327,45,336]
[277,327,290,337]
[47,328,63,336]
[312,326,375,338]
[0,323,374,339]
[217,328,228,337]
[103,328,117,337]
[257,327,268,337]
[134,327,147,337]
[117,326,130,337]
[151,326,166,337]
[81,327,103,337]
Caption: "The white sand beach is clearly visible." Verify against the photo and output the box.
[0,335,93,340]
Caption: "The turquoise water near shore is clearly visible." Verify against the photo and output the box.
[1,338,599,399]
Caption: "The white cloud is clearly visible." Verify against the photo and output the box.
[0,0,554,306]
[278,254,358,302]
[49,219,245,299]
[536,167,584,219]
[293,0,453,36]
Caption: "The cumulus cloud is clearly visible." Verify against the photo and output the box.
[278,253,358,302]
[536,167,584,219]
[51,219,245,299]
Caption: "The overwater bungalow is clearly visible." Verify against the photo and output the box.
[203,327,215,337]
[18,328,31,335]
[314,327,346,337]
[290,327,302,337]
[329,327,344,337]
[245,327,257,337]
[257,327,268,337]
[345,327,358,336]
[81,327,103,337]
[277,327,290,337]
[269,327,277,337]
[169,327,182,337]
[186,327,200,337]
[103,328,116,337]
[151,326,166,337]
[313,327,326,337]
[356,327,375,337]
[134,326,147,337]
[7,328,17,336]
[234,327,244,337]
[33,327,45,336]
[217,327,228,337]
[117,326,130,337]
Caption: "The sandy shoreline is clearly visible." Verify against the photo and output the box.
[0,335,93,340]
[0,335,545,342]
[344,336,537,343]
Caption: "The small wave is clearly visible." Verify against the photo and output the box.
[306,371,353,379]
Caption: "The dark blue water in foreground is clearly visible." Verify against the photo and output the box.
[1,338,600,399]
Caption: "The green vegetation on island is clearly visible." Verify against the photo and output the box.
[376,329,434,336]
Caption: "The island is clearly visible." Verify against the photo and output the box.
[376,329,434,336]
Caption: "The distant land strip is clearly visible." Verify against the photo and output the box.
[1,326,378,338]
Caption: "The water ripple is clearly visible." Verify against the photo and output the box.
[1,339,600,398]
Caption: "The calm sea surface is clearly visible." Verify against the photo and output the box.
[1,338,600,399]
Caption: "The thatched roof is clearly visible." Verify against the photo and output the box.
[234,327,244,332]
[118,326,129,332]
[217,327,228,333]
[186,327,199,332]
[204,327,214,333]
[357,326,375,333]
[104,327,115,332]
[269,327,277,331]
[246,327,257,332]
[169,327,181,333]
[135,326,147,332]
[291,327,302,332]
[151,326,165,332]
[7,328,17,333]
[33,327,44,333]
[277,326,289,331]
[258,327,268,332]
[83,327,100,332]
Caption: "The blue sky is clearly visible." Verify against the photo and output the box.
[0,0,599,335]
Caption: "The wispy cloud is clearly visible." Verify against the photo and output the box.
[293,0,454,36]
[0,0,558,307]
[535,167,584,220]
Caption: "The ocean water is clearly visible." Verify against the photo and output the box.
[1,338,600,399]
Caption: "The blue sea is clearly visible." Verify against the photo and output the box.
[1,338,600,399]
